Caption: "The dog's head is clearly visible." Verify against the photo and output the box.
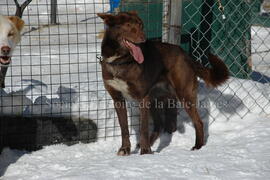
[97,11,146,63]
[0,15,24,65]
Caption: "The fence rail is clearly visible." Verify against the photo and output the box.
[0,0,270,151]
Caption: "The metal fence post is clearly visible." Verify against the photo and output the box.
[51,0,57,24]
[162,0,183,45]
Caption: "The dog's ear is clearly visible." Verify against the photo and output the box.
[97,13,115,26]
[8,16,25,32]
[128,11,138,15]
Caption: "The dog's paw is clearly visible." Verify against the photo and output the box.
[117,147,130,156]
[191,144,203,151]
[140,147,152,155]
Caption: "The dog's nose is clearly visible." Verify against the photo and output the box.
[1,46,11,55]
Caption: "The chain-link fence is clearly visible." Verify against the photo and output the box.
[178,0,270,119]
[0,0,111,150]
[0,0,270,151]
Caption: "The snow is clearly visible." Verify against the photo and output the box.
[1,112,270,179]
[251,26,270,76]
[1,0,270,179]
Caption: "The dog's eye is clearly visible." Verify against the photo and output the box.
[126,23,131,27]
[8,32,14,37]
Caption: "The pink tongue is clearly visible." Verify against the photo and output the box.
[125,41,144,64]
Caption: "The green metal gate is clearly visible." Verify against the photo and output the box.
[120,0,270,79]
[181,0,256,78]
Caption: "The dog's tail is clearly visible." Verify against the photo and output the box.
[193,54,229,87]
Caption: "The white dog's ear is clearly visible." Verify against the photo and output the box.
[8,16,25,32]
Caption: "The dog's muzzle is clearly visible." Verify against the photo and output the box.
[0,56,11,65]
[0,46,11,65]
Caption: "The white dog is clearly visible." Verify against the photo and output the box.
[0,15,24,88]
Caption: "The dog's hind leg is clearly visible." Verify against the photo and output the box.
[164,97,178,134]
[183,96,204,150]
[149,105,162,146]
[149,96,177,146]
[168,72,204,150]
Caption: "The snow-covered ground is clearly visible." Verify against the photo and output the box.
[1,0,270,179]
[251,26,270,76]
[1,111,270,179]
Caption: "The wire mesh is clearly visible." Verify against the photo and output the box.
[0,0,116,150]
[0,0,270,151]
[179,0,270,124]
[0,0,162,150]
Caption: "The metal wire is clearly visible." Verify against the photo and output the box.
[0,0,269,150]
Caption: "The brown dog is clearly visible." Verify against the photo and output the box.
[97,12,229,155]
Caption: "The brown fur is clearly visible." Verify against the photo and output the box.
[98,12,229,155]
[8,16,25,32]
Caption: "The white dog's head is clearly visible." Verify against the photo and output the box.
[0,15,24,88]
[0,15,24,65]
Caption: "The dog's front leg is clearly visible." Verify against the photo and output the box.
[110,93,131,156]
[139,96,152,155]
[0,66,8,88]
[115,98,131,156]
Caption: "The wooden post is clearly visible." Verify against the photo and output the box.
[162,0,169,42]
[162,0,182,45]
[51,0,57,24]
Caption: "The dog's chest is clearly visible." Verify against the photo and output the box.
[102,61,145,100]
[106,78,133,99]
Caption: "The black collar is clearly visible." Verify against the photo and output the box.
[100,54,136,66]
[106,59,135,66]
